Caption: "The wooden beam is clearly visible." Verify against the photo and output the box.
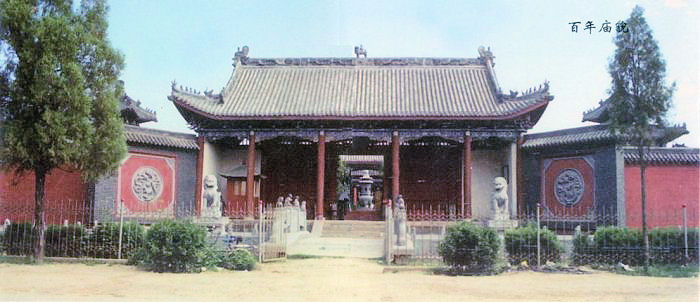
[463,132,472,218]
[316,131,326,219]
[392,131,400,200]
[246,131,256,218]
[195,136,205,217]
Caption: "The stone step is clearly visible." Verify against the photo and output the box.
[321,231,385,239]
[320,220,386,239]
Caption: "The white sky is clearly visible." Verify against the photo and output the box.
[107,0,699,147]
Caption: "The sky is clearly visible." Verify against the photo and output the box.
[107,0,699,147]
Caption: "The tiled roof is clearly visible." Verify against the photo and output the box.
[582,98,611,123]
[339,155,384,165]
[624,147,699,165]
[169,49,551,122]
[219,165,261,178]
[523,124,689,150]
[124,125,198,150]
[522,125,614,149]
[120,94,157,125]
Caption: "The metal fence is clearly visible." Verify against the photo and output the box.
[385,203,699,267]
[0,200,290,261]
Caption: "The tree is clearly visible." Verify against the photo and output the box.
[0,0,126,263]
[607,5,675,270]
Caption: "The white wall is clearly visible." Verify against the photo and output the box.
[471,148,509,220]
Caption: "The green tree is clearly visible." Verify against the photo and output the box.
[0,0,126,263]
[607,6,675,270]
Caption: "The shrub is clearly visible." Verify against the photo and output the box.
[220,248,256,271]
[591,226,644,265]
[571,232,594,265]
[129,220,212,273]
[85,222,145,259]
[438,221,500,273]
[505,223,562,265]
[572,226,699,265]
[44,224,86,257]
[2,223,34,255]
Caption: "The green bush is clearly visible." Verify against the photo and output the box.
[505,223,563,265]
[2,223,34,255]
[220,248,256,271]
[45,224,86,257]
[438,221,500,273]
[129,220,212,273]
[85,222,145,259]
[572,226,699,265]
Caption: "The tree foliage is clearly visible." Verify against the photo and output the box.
[0,0,126,262]
[608,6,675,145]
[607,5,675,270]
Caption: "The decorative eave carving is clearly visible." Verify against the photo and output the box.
[197,128,521,144]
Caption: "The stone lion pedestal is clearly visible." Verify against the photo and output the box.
[484,177,519,258]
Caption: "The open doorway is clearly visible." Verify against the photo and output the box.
[336,155,384,219]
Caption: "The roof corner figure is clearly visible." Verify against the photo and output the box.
[354,45,367,58]
[234,45,250,62]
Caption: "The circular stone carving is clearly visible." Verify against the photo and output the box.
[554,169,585,206]
[131,167,163,202]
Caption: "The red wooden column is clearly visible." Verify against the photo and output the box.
[316,131,326,219]
[194,135,205,217]
[246,131,256,218]
[392,131,400,200]
[463,132,472,218]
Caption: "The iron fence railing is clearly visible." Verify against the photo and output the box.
[0,200,292,261]
[385,203,699,266]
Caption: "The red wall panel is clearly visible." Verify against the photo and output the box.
[542,157,595,217]
[625,165,699,228]
[0,168,87,224]
[118,152,176,217]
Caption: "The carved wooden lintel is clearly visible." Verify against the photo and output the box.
[198,128,520,144]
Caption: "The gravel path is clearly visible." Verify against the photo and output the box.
[0,258,697,302]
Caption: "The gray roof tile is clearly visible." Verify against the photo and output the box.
[169,55,551,121]
[624,147,699,165]
[125,125,198,150]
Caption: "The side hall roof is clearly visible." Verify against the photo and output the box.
[124,125,198,150]
[169,47,552,125]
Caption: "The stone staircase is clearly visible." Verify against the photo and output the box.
[286,220,386,258]
[320,220,385,239]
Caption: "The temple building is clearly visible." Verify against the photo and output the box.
[169,46,553,220]
[521,97,698,227]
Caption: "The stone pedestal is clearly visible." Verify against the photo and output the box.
[196,216,231,236]
[486,219,519,230]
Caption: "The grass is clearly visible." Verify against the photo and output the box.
[592,263,700,278]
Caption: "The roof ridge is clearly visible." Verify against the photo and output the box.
[237,57,485,67]
[524,124,609,139]
[124,124,196,139]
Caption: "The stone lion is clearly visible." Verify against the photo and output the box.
[202,174,222,217]
[491,177,509,220]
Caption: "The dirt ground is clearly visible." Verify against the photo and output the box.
[0,258,697,302]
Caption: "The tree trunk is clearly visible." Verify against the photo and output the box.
[638,145,650,271]
[33,168,46,263]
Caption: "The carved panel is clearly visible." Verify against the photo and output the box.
[131,167,163,203]
[554,169,585,206]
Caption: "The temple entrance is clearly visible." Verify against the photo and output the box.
[335,155,385,220]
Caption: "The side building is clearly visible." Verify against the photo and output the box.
[520,98,698,228]
[0,92,199,224]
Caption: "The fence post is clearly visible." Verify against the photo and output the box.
[118,199,124,259]
[683,204,688,259]
[536,202,541,267]
[258,202,264,263]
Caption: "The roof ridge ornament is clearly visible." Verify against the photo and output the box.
[234,45,250,63]
[354,45,367,58]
